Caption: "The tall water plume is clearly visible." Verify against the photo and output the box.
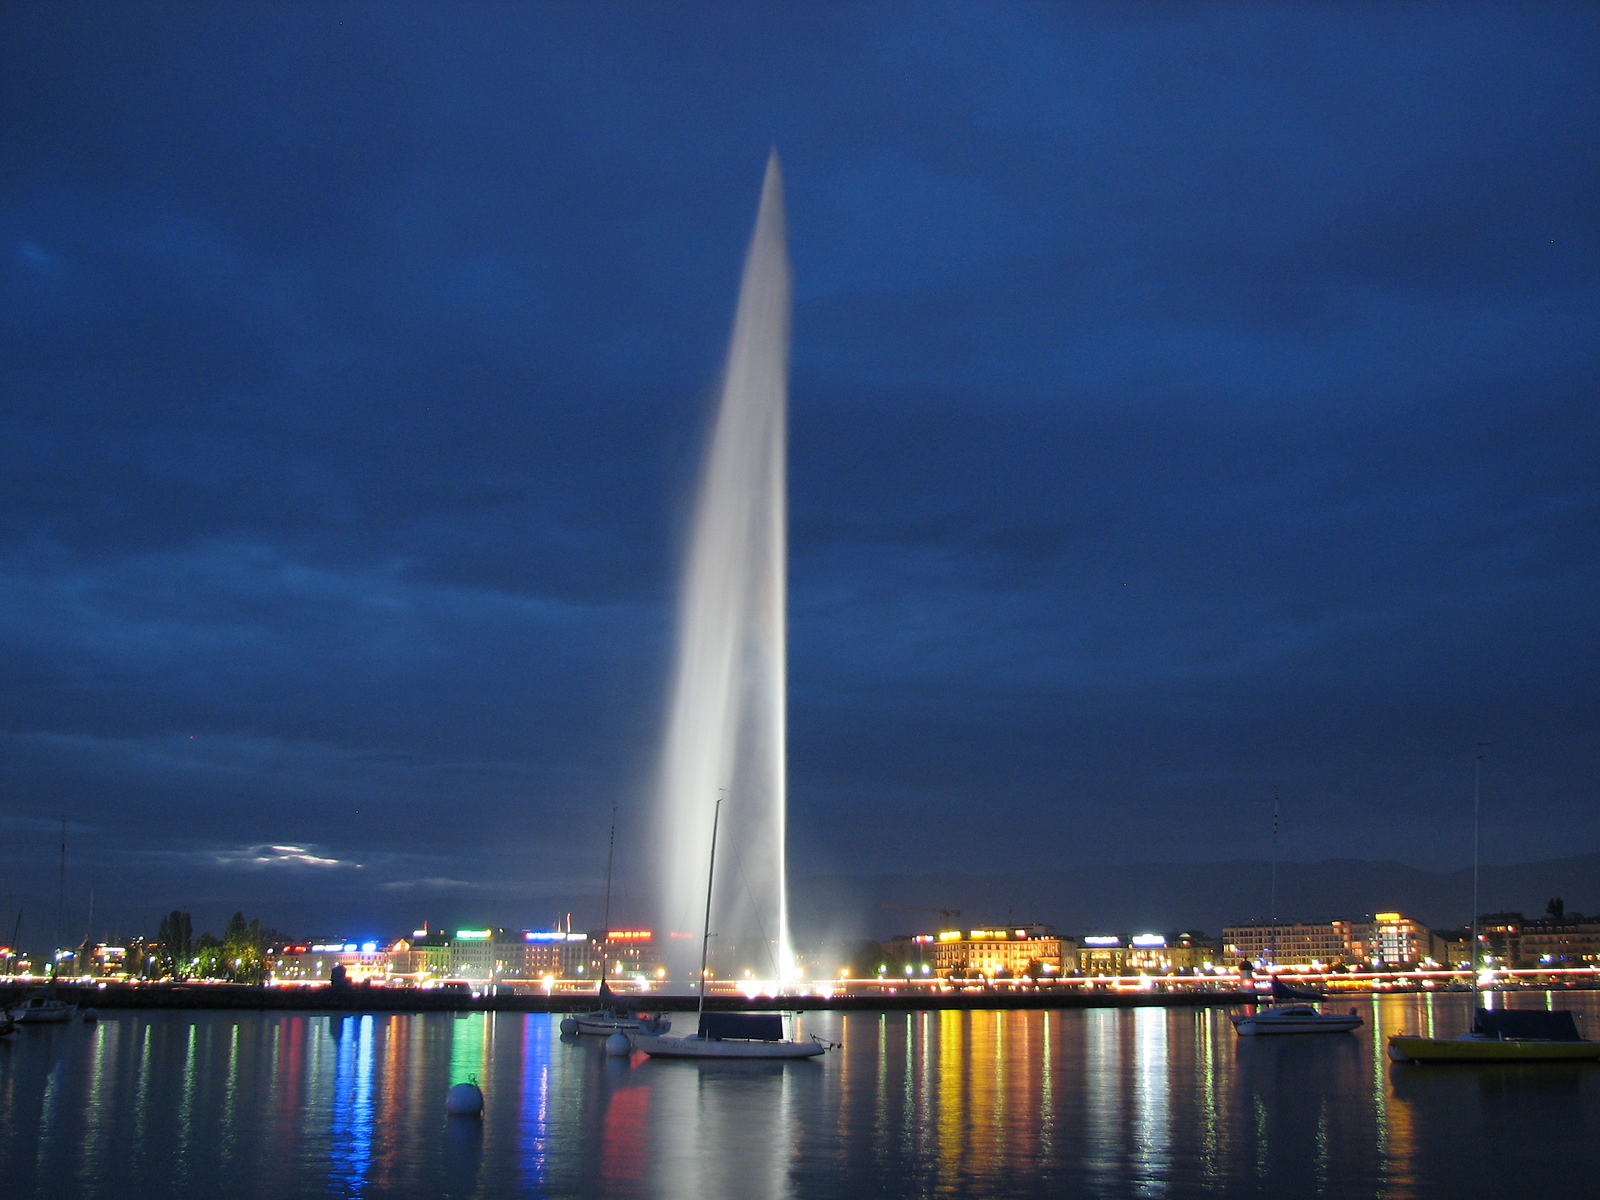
[655,153,790,984]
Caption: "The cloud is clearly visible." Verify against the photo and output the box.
[213,844,359,870]
[379,877,477,893]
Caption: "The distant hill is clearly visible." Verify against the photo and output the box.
[790,852,1600,940]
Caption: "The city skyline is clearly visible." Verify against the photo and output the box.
[3,7,1597,939]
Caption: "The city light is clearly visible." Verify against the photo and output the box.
[606,931,652,940]
[454,930,492,940]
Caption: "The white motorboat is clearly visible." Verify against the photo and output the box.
[9,991,77,1024]
[1232,1004,1362,1036]
[633,1012,828,1060]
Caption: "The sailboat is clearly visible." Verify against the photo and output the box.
[1232,977,1363,1035]
[631,797,830,1060]
[560,808,670,1038]
[1387,750,1600,1063]
[1231,801,1363,1036]
[7,990,76,1024]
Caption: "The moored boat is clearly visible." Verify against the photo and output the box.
[1231,976,1363,1036]
[633,1012,828,1060]
[9,991,77,1024]
[1232,1003,1363,1036]
[558,811,672,1040]
[1388,1008,1600,1063]
[561,991,671,1037]
[634,796,832,1063]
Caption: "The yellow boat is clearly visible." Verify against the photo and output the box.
[1388,1008,1600,1063]
[1388,1035,1600,1063]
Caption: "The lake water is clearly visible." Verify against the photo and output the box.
[3,994,1597,1198]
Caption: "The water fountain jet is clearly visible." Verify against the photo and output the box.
[655,152,791,987]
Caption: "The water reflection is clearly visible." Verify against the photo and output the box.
[1131,1005,1171,1195]
[328,1016,375,1196]
[1,995,1597,1198]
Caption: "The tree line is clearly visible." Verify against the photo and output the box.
[125,910,287,984]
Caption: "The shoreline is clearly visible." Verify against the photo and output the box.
[7,980,1592,1015]
[5,980,1247,1013]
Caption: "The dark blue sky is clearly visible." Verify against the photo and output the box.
[2,5,1596,941]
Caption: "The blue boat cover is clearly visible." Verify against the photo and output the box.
[1474,1008,1582,1041]
[699,1013,784,1041]
[1270,977,1323,1002]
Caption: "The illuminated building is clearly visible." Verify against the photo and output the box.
[1222,921,1357,968]
[522,929,664,981]
[270,940,387,982]
[1078,932,1219,975]
[929,925,1065,978]
[1477,911,1600,968]
[51,942,128,979]
[1351,913,1433,967]
[380,927,523,982]
[595,930,662,980]
[1222,913,1438,968]
[522,929,590,977]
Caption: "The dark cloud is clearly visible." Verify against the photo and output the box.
[1,5,1596,942]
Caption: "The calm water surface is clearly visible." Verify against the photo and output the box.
[2,994,1597,1198]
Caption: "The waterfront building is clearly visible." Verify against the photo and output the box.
[384,928,523,982]
[522,929,591,979]
[594,930,664,982]
[1222,921,1356,968]
[270,939,388,983]
[1222,912,1438,968]
[1351,913,1436,967]
[929,925,1066,978]
[1476,911,1600,968]
[1075,933,1217,976]
[522,929,666,982]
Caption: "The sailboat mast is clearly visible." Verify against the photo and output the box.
[54,818,65,980]
[1270,793,1279,952]
[1471,749,1486,998]
[599,806,616,989]
[697,796,723,1016]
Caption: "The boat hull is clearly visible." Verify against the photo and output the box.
[1388,1035,1600,1063]
[1231,1005,1362,1036]
[10,1011,75,1030]
[633,1034,826,1060]
[572,1012,669,1036]
[1233,1014,1362,1035]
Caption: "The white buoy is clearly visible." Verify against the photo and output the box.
[605,1031,630,1056]
[558,1016,579,1036]
[445,1079,484,1116]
